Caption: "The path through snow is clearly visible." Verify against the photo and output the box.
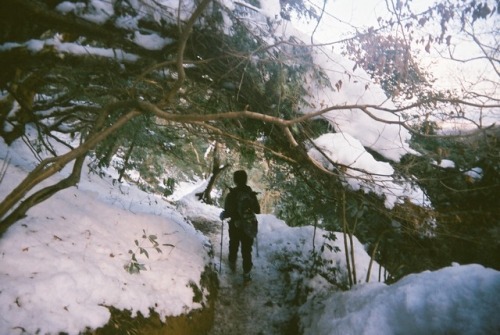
[204,219,299,335]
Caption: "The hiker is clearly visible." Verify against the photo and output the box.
[220,170,260,281]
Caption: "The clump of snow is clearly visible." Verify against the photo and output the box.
[299,48,418,163]
[56,0,114,24]
[258,0,282,19]
[437,159,456,169]
[132,32,174,50]
[308,133,429,208]
[310,133,395,175]
[0,37,139,62]
[464,167,483,181]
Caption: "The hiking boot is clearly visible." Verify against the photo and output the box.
[229,262,236,273]
[243,272,251,283]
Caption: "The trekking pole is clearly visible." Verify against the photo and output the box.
[219,218,224,273]
[255,234,259,258]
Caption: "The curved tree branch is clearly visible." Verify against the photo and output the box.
[0,104,140,225]
[136,99,497,139]
[162,0,213,105]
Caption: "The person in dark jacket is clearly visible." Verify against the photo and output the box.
[220,170,260,281]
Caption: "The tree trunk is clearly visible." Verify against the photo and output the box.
[118,139,136,183]
[348,231,357,284]
[196,142,229,204]
[366,230,387,283]
[341,191,354,288]
[0,154,85,231]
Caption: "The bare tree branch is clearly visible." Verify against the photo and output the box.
[162,0,212,105]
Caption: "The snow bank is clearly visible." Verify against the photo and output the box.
[258,214,382,284]
[0,138,211,335]
[300,263,500,335]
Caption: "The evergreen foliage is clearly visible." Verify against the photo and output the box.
[407,127,500,270]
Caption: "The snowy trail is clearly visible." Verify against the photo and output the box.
[206,220,298,335]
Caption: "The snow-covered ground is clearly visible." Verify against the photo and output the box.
[1,137,499,335]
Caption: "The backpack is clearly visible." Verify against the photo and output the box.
[234,189,258,238]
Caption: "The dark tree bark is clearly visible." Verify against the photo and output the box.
[196,142,230,204]
[0,154,85,231]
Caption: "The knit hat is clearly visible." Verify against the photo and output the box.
[233,170,247,186]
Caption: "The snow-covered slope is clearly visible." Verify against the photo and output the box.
[0,138,211,335]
